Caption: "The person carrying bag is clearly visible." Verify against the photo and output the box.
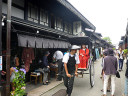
[102,48,118,96]
[42,51,50,85]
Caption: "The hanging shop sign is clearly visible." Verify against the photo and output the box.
[0,56,2,71]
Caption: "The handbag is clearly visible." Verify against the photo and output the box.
[43,67,50,73]
[116,71,120,78]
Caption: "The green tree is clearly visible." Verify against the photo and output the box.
[103,37,112,44]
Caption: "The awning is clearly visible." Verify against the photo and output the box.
[27,36,36,48]
[69,36,92,45]
[36,37,43,48]
[18,34,28,47]
[18,34,70,48]
[68,36,92,48]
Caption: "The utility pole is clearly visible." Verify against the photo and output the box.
[6,0,12,96]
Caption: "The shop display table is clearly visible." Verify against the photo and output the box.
[30,72,42,85]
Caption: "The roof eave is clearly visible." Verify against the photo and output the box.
[57,0,96,30]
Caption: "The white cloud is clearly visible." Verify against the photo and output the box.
[68,0,128,46]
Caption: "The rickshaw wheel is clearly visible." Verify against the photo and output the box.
[89,59,95,87]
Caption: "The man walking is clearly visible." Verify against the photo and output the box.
[62,45,80,96]
[102,48,118,96]
[53,50,63,81]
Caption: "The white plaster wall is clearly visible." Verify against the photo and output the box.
[73,21,82,35]
[2,2,24,19]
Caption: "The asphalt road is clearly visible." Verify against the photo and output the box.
[41,58,126,96]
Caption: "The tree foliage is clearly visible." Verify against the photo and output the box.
[103,37,112,44]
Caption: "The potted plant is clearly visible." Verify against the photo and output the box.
[123,49,128,55]
[10,67,27,96]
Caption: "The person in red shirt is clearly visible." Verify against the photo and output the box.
[79,45,90,69]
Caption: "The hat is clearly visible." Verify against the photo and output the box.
[71,45,80,50]
[45,51,50,55]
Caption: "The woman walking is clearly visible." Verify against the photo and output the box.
[118,48,124,71]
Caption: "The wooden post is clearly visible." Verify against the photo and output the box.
[6,0,12,96]
[0,0,2,91]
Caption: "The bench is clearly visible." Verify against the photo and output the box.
[30,72,42,85]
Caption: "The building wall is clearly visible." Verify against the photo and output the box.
[2,2,24,19]
[12,0,24,7]
[2,0,87,36]
[73,21,82,35]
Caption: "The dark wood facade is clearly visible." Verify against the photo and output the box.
[2,0,96,40]
[120,22,128,50]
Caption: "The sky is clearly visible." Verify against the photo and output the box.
[68,0,128,47]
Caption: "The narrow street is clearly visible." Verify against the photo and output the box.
[41,58,126,96]
[1,0,128,96]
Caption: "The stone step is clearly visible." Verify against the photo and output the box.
[52,89,67,96]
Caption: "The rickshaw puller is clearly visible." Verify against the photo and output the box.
[63,45,80,96]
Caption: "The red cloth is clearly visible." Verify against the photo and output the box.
[79,49,90,69]
[22,48,35,72]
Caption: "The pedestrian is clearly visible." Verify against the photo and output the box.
[122,53,128,96]
[101,49,111,92]
[63,45,80,96]
[42,51,50,85]
[64,49,70,55]
[102,48,118,96]
[118,48,124,71]
[53,50,64,81]
[79,44,90,69]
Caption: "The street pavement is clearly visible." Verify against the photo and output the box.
[41,58,126,96]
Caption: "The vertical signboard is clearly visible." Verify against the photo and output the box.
[0,56,2,71]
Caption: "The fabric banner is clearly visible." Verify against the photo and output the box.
[27,36,36,48]
[48,39,54,48]
[18,34,28,47]
[36,37,43,48]
[18,34,70,48]
[43,38,49,48]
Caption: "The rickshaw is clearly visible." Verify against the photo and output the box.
[69,36,95,87]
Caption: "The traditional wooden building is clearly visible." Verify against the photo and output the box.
[123,22,128,49]
[1,0,96,49]
[119,21,128,50]
[1,0,96,95]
